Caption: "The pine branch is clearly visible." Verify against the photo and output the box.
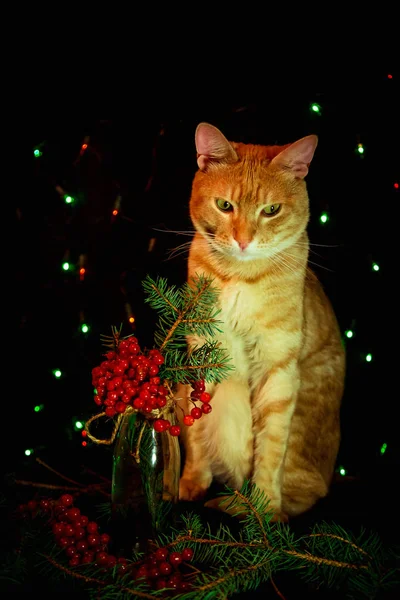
[161,343,233,384]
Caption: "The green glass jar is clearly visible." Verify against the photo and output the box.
[111,405,180,553]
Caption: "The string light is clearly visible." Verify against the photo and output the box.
[319,212,329,224]
[82,441,87,447]
[387,74,393,79]
[372,262,380,272]
[34,404,44,412]
[357,143,364,155]
[345,330,354,339]
[53,369,62,378]
[112,195,122,219]
[338,466,347,476]
[380,442,387,455]
[62,262,70,271]
[365,353,372,362]
[34,148,43,158]
[394,182,399,189]
[64,195,75,204]
[125,302,136,326]
[74,420,84,430]
[25,449,33,456]
[81,324,89,333]
[310,102,322,115]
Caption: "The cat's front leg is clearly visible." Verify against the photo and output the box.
[252,365,300,521]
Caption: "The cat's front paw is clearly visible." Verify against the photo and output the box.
[269,509,289,523]
[179,478,209,501]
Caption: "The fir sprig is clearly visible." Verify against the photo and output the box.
[142,274,233,384]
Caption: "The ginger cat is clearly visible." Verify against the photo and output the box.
[176,122,345,522]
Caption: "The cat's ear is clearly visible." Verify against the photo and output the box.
[195,122,238,171]
[271,135,318,179]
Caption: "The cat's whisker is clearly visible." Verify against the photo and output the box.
[152,227,197,237]
[165,241,193,260]
[284,251,334,273]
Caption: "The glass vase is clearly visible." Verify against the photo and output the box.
[111,405,180,554]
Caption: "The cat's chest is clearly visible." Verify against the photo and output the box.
[218,283,263,334]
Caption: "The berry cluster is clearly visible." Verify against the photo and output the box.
[91,338,169,419]
[133,546,194,592]
[153,378,212,432]
[19,494,196,592]
[91,336,214,438]
[18,494,127,571]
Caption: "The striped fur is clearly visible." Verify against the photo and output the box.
[176,123,345,521]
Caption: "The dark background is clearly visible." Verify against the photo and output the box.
[10,72,400,596]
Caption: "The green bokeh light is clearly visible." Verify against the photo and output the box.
[34,404,44,412]
[81,324,89,333]
[310,103,321,114]
[53,369,62,378]
[345,330,353,339]
[365,353,372,362]
[320,213,329,224]
[380,442,387,455]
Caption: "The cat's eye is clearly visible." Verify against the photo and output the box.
[262,203,281,217]
[215,198,233,212]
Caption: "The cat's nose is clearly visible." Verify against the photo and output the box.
[238,241,249,251]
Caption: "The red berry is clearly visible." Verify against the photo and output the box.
[69,556,81,567]
[193,379,205,392]
[181,547,194,561]
[153,419,167,433]
[81,552,94,564]
[183,415,195,427]
[155,579,168,590]
[159,561,172,575]
[96,551,109,565]
[200,392,211,403]
[190,391,202,400]
[136,565,148,579]
[58,536,71,548]
[87,521,98,534]
[59,494,74,507]
[78,515,89,527]
[107,555,117,568]
[202,403,212,414]
[74,527,86,540]
[169,425,181,436]
[190,407,202,419]
[155,547,169,562]
[75,540,88,553]
[52,522,65,536]
[64,524,75,537]
[169,551,182,566]
[105,407,117,417]
[65,545,78,558]
[133,397,145,409]
[87,534,100,547]
[100,533,110,545]
[115,401,127,413]
[149,566,161,579]
[66,507,81,521]
[27,500,38,512]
